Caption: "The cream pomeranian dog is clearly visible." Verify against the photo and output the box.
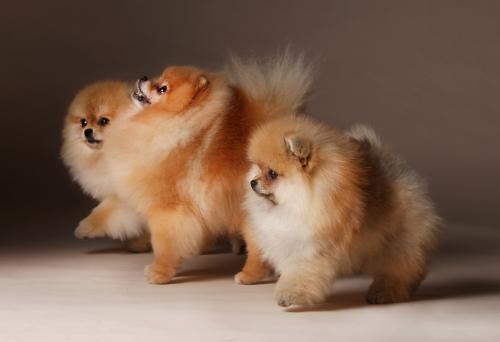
[244,115,441,307]
[61,81,150,252]
[103,53,312,284]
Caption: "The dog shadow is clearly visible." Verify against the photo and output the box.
[285,278,500,312]
[85,246,135,254]
[169,257,277,284]
[84,241,232,255]
[171,271,277,285]
[83,232,500,312]
[285,291,366,312]
[415,279,500,301]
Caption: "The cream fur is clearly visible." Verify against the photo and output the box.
[61,82,148,244]
[245,115,441,307]
[225,48,313,116]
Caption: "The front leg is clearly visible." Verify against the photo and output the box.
[145,206,205,284]
[74,197,117,239]
[274,257,337,307]
[75,196,145,241]
[234,221,271,285]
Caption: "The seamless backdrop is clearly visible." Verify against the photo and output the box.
[1,0,499,233]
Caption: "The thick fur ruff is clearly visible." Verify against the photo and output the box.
[245,115,441,306]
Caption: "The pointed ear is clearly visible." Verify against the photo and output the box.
[197,75,209,89]
[284,135,311,167]
[193,75,209,99]
[188,75,209,104]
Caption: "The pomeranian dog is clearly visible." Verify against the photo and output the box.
[244,115,440,307]
[103,53,312,284]
[61,81,150,252]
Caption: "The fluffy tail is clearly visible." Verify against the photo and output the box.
[225,49,313,115]
[347,124,401,179]
[347,124,384,150]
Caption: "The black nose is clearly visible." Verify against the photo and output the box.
[84,128,93,138]
[250,179,258,190]
[139,76,148,82]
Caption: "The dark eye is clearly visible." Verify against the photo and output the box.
[98,117,110,126]
[80,118,87,127]
[158,85,168,94]
[268,169,278,180]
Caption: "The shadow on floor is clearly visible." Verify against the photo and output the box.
[416,279,500,301]
[85,246,133,254]
[82,228,500,312]
[286,278,500,312]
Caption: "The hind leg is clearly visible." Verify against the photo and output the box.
[366,245,427,304]
[145,206,205,284]
[366,272,424,304]
[127,231,151,253]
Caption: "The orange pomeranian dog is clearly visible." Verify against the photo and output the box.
[61,81,150,252]
[104,53,312,283]
[244,115,441,307]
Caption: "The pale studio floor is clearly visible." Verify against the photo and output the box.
[1,211,499,342]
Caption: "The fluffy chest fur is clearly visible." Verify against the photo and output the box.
[62,142,114,200]
[245,192,319,274]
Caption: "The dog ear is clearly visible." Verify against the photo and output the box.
[284,135,311,167]
[197,75,209,90]
[192,75,209,100]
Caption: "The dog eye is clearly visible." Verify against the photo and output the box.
[80,119,88,128]
[158,85,168,94]
[268,169,278,180]
[98,117,110,126]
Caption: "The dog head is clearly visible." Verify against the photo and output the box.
[131,66,210,113]
[247,116,317,206]
[64,81,132,150]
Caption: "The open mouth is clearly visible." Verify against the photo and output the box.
[132,76,151,106]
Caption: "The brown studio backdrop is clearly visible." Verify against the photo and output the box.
[1,0,499,231]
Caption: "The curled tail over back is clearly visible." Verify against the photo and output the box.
[347,124,384,151]
[347,124,409,182]
[225,49,313,116]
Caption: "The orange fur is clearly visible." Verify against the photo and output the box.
[105,66,273,284]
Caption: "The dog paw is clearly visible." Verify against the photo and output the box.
[234,271,261,285]
[144,264,175,284]
[366,284,411,304]
[74,219,104,239]
[274,288,315,307]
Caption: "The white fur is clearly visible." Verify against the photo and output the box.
[62,121,115,200]
[245,167,336,274]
